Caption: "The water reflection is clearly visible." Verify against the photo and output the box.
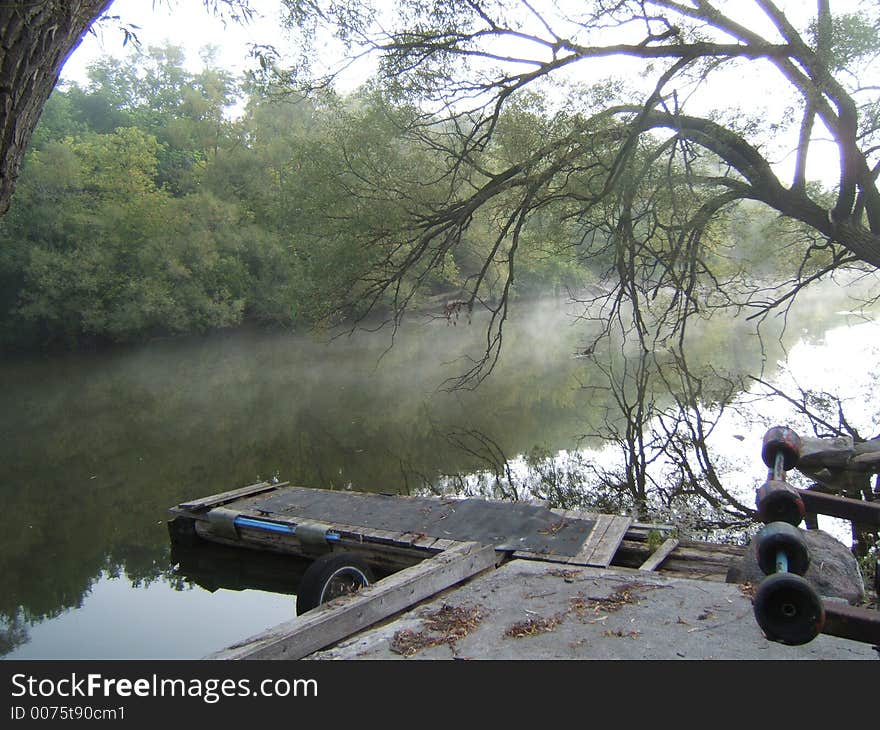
[170,541,306,596]
[1,274,879,657]
[5,568,298,660]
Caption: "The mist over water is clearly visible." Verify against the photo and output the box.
[2,273,879,658]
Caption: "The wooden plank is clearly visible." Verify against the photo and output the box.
[208,541,497,660]
[672,542,746,558]
[178,482,286,512]
[565,513,612,566]
[411,534,440,550]
[345,527,410,547]
[563,514,631,567]
[193,522,434,571]
[227,510,416,549]
[511,551,575,564]
[584,515,631,567]
[630,521,677,532]
[428,538,458,551]
[638,537,680,572]
[574,516,610,562]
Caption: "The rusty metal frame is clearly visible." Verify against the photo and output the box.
[823,602,880,646]
[754,426,880,649]
[797,489,880,526]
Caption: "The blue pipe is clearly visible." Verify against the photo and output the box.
[233,516,340,541]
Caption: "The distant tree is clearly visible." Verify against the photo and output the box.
[0,1,112,216]
[0,0,255,217]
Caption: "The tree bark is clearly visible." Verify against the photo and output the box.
[0,1,112,216]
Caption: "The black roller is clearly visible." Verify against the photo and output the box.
[756,480,805,526]
[753,572,825,645]
[754,521,810,576]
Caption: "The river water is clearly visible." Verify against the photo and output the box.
[2,275,879,658]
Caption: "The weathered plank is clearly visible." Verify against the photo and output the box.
[411,534,440,550]
[429,538,459,552]
[515,512,630,566]
[629,521,678,534]
[207,541,497,660]
[560,513,631,567]
[178,482,286,512]
[582,515,631,567]
[195,525,434,572]
[613,533,746,582]
[638,538,680,572]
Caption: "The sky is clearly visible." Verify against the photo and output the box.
[61,0,291,86]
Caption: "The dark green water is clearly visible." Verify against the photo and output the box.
[1,282,877,658]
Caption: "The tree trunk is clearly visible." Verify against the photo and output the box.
[0,1,112,216]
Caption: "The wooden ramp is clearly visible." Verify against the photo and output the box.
[169,482,631,571]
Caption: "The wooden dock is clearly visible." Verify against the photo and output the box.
[169,481,634,572]
[168,481,745,660]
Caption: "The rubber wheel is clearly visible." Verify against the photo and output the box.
[756,481,805,527]
[296,553,374,615]
[753,572,825,646]
[761,426,802,471]
[755,521,810,576]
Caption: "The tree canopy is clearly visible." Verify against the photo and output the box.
[5,3,877,362]
[254,0,880,381]
[3,43,634,347]
[0,0,259,217]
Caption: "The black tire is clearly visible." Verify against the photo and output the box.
[755,521,810,576]
[753,572,825,646]
[755,481,804,527]
[296,552,374,615]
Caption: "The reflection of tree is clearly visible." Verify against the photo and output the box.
[422,310,771,538]
[0,612,29,657]
[562,332,754,536]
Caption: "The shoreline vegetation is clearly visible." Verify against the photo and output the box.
[0,44,848,355]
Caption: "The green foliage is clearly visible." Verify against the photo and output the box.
[856,535,878,604]
[808,9,880,70]
[0,37,850,350]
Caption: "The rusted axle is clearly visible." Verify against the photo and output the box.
[797,489,880,526]
[822,601,880,646]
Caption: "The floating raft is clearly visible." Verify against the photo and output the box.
[169,481,633,572]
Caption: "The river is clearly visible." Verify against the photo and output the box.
[2,275,879,658]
